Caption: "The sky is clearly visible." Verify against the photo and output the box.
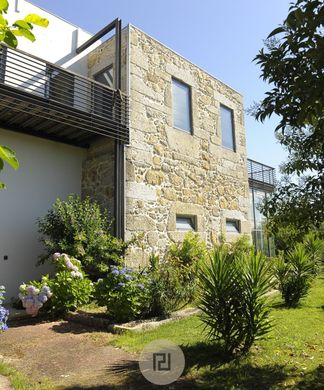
[29,0,293,172]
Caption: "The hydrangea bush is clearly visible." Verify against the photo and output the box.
[19,283,52,316]
[19,253,93,316]
[0,285,9,331]
[95,265,150,323]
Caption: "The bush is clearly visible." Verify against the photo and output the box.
[19,253,94,315]
[168,231,207,266]
[146,253,193,317]
[199,248,273,356]
[38,195,128,280]
[94,265,150,323]
[273,243,316,307]
[0,285,9,331]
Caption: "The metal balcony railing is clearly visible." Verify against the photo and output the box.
[247,158,276,189]
[0,44,129,146]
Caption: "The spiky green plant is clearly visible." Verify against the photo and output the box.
[273,243,316,307]
[199,249,273,356]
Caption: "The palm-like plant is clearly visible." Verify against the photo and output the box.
[199,249,273,355]
[273,243,315,307]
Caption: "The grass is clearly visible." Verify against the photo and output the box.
[0,361,54,390]
[111,274,324,389]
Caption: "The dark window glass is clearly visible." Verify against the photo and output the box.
[226,219,240,233]
[172,78,192,133]
[49,68,74,106]
[176,215,196,231]
[94,65,114,117]
[221,105,235,151]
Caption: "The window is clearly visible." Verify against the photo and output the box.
[220,104,235,151]
[48,68,74,106]
[226,219,240,233]
[93,65,114,117]
[176,215,196,231]
[172,78,192,133]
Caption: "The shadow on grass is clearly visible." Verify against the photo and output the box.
[297,364,324,389]
[179,342,293,389]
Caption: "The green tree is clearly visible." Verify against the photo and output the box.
[0,0,48,188]
[253,0,324,236]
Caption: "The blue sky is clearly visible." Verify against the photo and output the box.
[30,0,293,171]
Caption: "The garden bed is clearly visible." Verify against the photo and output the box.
[65,306,200,334]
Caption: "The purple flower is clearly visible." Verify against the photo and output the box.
[117,282,125,288]
[137,284,145,289]
[111,269,120,276]
[124,274,133,281]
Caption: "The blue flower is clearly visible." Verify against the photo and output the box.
[137,284,145,289]
[117,282,125,288]
[111,269,120,276]
[124,274,133,281]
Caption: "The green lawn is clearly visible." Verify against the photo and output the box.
[113,274,324,389]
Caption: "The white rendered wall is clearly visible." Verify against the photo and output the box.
[0,129,86,301]
[5,0,101,75]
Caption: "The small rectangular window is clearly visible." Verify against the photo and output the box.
[172,78,192,133]
[226,219,240,233]
[220,104,235,151]
[176,215,196,231]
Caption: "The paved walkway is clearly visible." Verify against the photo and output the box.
[0,320,149,389]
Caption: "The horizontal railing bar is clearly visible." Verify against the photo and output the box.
[0,90,129,138]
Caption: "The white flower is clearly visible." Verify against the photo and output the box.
[52,252,61,261]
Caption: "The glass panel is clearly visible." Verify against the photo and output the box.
[226,219,240,233]
[176,216,195,231]
[94,66,114,118]
[172,79,192,133]
[95,66,114,88]
[221,105,235,151]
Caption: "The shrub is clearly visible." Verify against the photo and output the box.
[199,248,273,356]
[273,243,316,307]
[94,265,150,323]
[0,285,9,331]
[19,253,94,315]
[303,232,323,272]
[168,231,207,266]
[19,283,52,315]
[146,253,193,317]
[38,195,128,280]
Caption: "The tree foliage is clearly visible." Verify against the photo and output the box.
[253,0,324,235]
[0,0,48,48]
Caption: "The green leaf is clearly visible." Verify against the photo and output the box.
[0,181,6,190]
[24,14,49,27]
[0,0,8,13]
[0,145,19,170]
[13,20,33,30]
[3,30,17,48]
[267,27,285,39]
[0,13,7,26]
[12,28,36,42]
[0,158,3,170]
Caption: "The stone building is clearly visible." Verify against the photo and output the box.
[0,1,273,299]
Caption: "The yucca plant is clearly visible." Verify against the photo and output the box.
[199,248,273,356]
[273,243,315,307]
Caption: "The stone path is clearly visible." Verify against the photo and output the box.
[0,374,12,390]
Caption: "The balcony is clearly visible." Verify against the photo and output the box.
[0,44,129,147]
[247,158,276,191]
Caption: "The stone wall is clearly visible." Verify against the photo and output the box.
[81,29,129,223]
[81,137,115,221]
[125,26,251,265]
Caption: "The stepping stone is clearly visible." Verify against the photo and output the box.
[0,374,12,390]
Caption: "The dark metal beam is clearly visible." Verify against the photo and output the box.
[76,18,119,54]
